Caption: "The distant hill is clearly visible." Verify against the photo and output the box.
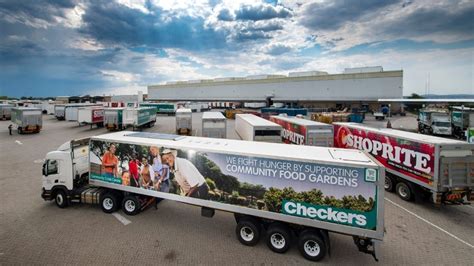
[421,94,474,99]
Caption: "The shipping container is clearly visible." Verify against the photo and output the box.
[269,115,333,146]
[334,122,473,204]
[11,107,42,134]
[78,107,105,128]
[202,111,226,138]
[176,108,192,135]
[236,114,282,143]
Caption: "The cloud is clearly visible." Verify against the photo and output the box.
[264,43,292,55]
[235,3,292,21]
[217,8,234,21]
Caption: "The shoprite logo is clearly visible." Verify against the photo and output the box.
[282,200,375,229]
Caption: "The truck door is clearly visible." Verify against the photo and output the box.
[439,152,474,191]
[42,159,60,191]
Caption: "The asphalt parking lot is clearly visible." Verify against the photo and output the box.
[0,113,473,265]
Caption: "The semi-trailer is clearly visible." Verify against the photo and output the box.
[235,114,282,143]
[269,115,333,147]
[202,111,226,138]
[77,107,105,128]
[41,131,385,261]
[11,107,42,134]
[451,107,474,140]
[122,107,157,130]
[139,102,176,115]
[0,103,13,120]
[54,104,66,120]
[334,122,473,204]
[104,108,125,131]
[65,104,102,121]
[176,108,192,135]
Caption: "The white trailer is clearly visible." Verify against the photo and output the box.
[54,104,66,120]
[176,108,192,135]
[202,111,226,138]
[270,115,334,147]
[41,132,385,262]
[65,104,102,121]
[244,102,267,109]
[11,107,43,134]
[78,107,105,128]
[122,107,157,130]
[0,103,13,120]
[235,114,282,143]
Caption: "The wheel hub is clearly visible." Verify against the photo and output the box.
[125,200,135,212]
[240,227,254,242]
[270,233,285,249]
[103,198,113,210]
[304,240,320,257]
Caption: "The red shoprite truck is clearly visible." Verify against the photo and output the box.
[334,123,474,204]
[41,131,385,261]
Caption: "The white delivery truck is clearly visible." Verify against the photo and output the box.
[65,104,102,121]
[122,107,157,130]
[418,109,452,136]
[176,108,192,135]
[77,107,105,128]
[54,104,66,120]
[236,114,282,143]
[104,108,126,131]
[11,107,43,134]
[269,115,333,147]
[202,111,226,138]
[0,103,13,120]
[334,123,473,204]
[41,131,385,261]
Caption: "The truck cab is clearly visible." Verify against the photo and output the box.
[430,114,452,135]
[41,138,90,207]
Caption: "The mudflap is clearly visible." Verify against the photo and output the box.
[353,237,379,262]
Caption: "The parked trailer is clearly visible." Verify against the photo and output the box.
[11,107,42,134]
[176,108,192,135]
[269,115,333,147]
[41,132,385,261]
[122,107,157,130]
[236,114,282,143]
[451,107,474,140]
[104,108,125,131]
[202,111,226,138]
[54,104,66,120]
[0,104,13,120]
[65,104,102,121]
[334,123,473,204]
[78,107,104,128]
[261,107,308,117]
[139,102,176,115]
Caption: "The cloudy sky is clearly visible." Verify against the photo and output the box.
[0,0,472,97]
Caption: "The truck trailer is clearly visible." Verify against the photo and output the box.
[41,131,385,261]
[334,123,473,204]
[269,115,333,147]
[451,107,474,140]
[54,104,66,120]
[202,111,226,138]
[236,114,282,143]
[77,107,104,128]
[418,109,452,136]
[176,108,192,135]
[11,107,42,134]
[104,108,125,131]
[122,107,157,130]
[139,102,176,115]
[65,104,102,121]
[0,103,13,120]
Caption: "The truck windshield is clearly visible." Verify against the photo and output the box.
[434,122,451,127]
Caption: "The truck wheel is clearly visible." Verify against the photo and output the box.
[266,223,291,253]
[55,190,69,208]
[100,193,119,213]
[396,182,413,201]
[298,230,326,262]
[122,195,140,215]
[235,218,261,246]
[18,127,23,134]
[384,175,395,192]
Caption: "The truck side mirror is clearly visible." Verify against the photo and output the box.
[42,162,48,176]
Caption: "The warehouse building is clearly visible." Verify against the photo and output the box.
[148,67,403,112]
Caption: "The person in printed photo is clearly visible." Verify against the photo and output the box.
[149,146,170,192]
[161,149,209,199]
[101,144,118,178]
[121,170,130,186]
[140,158,155,189]
[128,153,140,187]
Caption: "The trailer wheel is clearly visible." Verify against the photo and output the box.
[384,175,395,192]
[396,182,413,201]
[18,127,23,134]
[122,195,140,215]
[235,218,261,246]
[100,193,119,213]
[54,189,69,208]
[298,230,326,262]
[266,223,291,253]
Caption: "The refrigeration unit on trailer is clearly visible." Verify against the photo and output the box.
[122,107,157,130]
[65,104,102,121]
[176,108,192,135]
[54,104,66,120]
[334,122,474,204]
[77,107,104,128]
[11,107,42,134]
[202,111,226,138]
[41,131,385,261]
[269,115,333,147]
[235,114,282,143]
[0,103,13,120]
[104,108,125,131]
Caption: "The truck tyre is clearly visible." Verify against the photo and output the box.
[100,193,119,213]
[266,223,291,253]
[235,218,261,246]
[384,175,395,192]
[122,195,140,215]
[396,182,413,201]
[18,127,23,134]
[54,189,69,208]
[298,230,326,262]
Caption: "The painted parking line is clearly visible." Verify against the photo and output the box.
[34,159,44,164]
[15,140,23,145]
[385,198,474,249]
[112,213,131,226]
